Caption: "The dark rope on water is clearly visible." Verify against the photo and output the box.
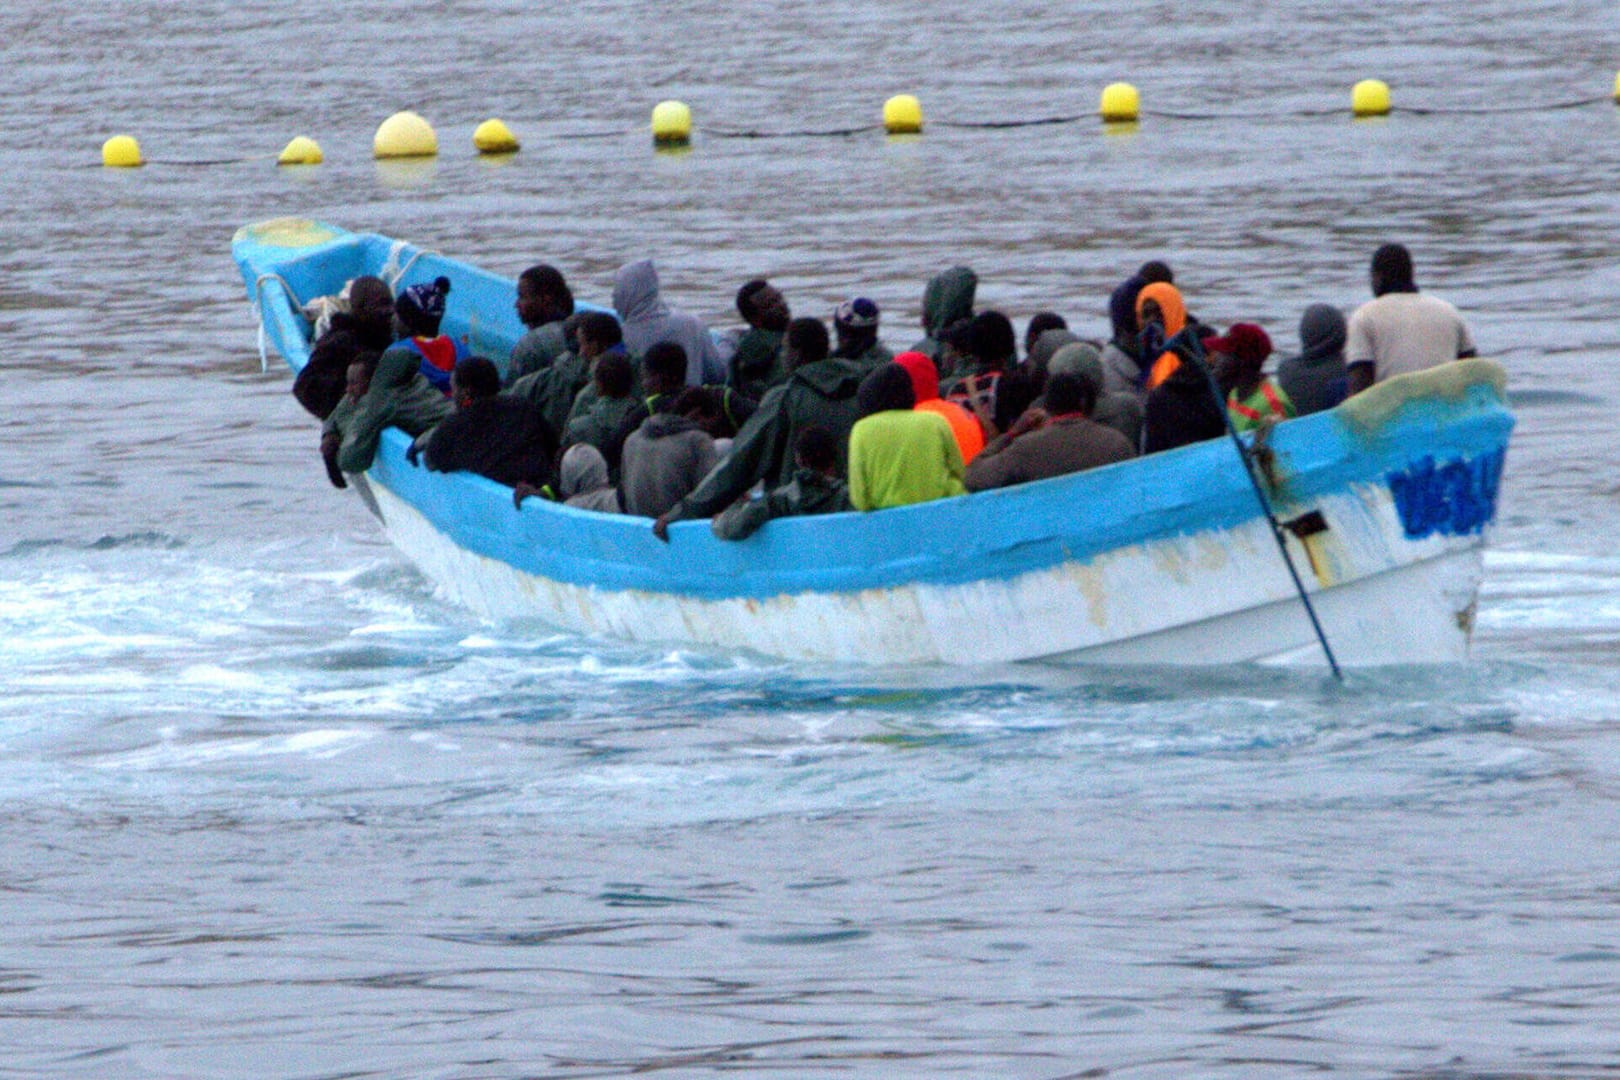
[1394,94,1609,115]
[706,123,883,138]
[933,113,1088,129]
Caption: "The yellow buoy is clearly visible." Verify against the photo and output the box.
[1613,71,1620,102]
[883,94,923,134]
[651,100,692,145]
[1352,79,1391,117]
[102,134,143,168]
[277,136,323,166]
[1099,83,1140,124]
[373,111,438,159]
[473,118,519,154]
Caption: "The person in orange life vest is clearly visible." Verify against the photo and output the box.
[893,351,986,464]
[1203,323,1296,433]
[393,276,467,396]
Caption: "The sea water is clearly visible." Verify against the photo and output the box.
[3,1,1620,1076]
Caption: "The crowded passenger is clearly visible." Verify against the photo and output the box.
[711,427,851,540]
[505,310,618,439]
[1345,243,1476,395]
[301,239,1478,536]
[515,442,620,513]
[964,371,1135,492]
[620,383,720,519]
[654,317,865,540]
[832,297,892,370]
[911,266,977,375]
[562,350,638,457]
[508,264,574,382]
[1048,341,1143,449]
[1276,304,1348,415]
[408,356,558,489]
[728,279,791,401]
[894,350,985,465]
[320,291,456,475]
[846,363,966,511]
[293,275,394,420]
[1203,324,1295,432]
[392,277,466,396]
[612,258,724,386]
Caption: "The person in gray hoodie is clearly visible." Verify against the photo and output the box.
[612,259,723,387]
[1276,303,1349,416]
[619,386,720,519]
[514,443,623,513]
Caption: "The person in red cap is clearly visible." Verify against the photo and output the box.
[1204,323,1295,433]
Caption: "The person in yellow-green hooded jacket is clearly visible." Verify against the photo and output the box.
[846,363,965,511]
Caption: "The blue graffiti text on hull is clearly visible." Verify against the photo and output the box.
[1386,448,1505,540]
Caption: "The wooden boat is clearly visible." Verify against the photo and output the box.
[233,218,1513,666]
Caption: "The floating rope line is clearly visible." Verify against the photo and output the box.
[1394,94,1609,115]
[94,91,1620,168]
[706,123,884,138]
[933,114,1088,129]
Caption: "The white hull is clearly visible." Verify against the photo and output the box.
[363,478,1483,667]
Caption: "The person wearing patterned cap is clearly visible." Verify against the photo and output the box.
[831,296,892,371]
[318,276,461,476]
[392,276,468,397]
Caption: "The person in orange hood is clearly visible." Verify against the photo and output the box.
[894,351,986,464]
[1136,282,1192,392]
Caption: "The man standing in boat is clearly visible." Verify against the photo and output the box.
[1345,243,1476,395]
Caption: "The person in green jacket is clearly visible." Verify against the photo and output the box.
[846,363,965,511]
[503,311,621,442]
[654,317,865,540]
[910,266,977,377]
[506,264,574,383]
[562,351,639,456]
[832,297,892,371]
[712,426,851,540]
[728,278,790,401]
[323,295,457,476]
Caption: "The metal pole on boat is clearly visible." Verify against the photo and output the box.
[1188,351,1344,680]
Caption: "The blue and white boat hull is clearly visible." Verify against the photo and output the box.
[234,218,1512,666]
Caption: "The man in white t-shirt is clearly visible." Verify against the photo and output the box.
[1345,244,1475,395]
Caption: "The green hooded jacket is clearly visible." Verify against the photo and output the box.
[711,468,852,540]
[667,356,868,522]
[728,327,786,401]
[506,321,569,383]
[909,266,977,366]
[329,342,454,474]
[502,349,592,441]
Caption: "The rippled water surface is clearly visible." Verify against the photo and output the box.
[4,1,1620,1076]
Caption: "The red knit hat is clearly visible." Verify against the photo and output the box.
[1200,323,1271,365]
